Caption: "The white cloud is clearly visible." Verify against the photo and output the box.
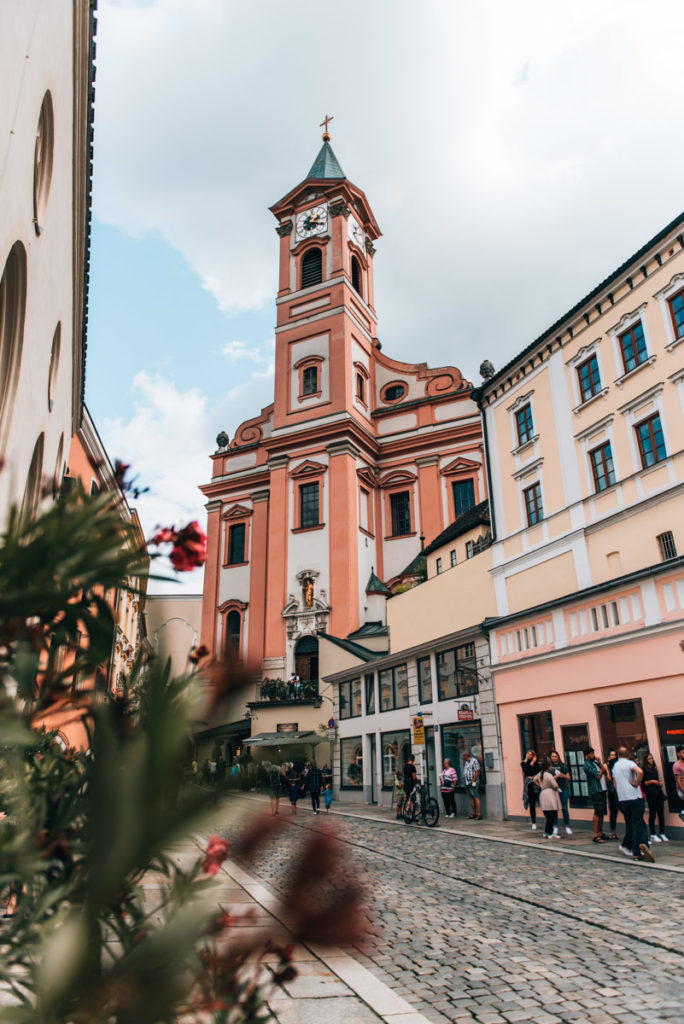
[220,339,270,364]
[99,366,275,594]
[93,0,684,382]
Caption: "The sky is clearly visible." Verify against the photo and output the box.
[86,0,684,592]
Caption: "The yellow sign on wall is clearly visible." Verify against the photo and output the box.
[412,715,425,745]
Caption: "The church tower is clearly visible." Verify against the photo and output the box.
[268,129,381,431]
[200,127,484,708]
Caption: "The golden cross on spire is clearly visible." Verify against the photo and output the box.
[320,114,333,141]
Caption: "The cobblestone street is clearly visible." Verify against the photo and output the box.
[226,805,684,1024]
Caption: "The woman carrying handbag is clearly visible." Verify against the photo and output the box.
[533,759,562,839]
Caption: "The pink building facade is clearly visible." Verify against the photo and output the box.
[199,137,485,743]
[477,212,684,834]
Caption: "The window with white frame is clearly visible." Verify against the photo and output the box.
[618,384,669,474]
[574,414,619,498]
[654,271,684,351]
[608,304,655,385]
[566,339,607,412]
[507,391,537,451]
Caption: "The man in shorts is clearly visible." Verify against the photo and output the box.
[583,748,608,844]
[463,752,481,819]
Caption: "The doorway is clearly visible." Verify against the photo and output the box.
[294,634,319,691]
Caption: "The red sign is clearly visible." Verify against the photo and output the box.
[457,704,474,722]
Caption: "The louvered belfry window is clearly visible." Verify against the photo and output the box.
[301,247,323,288]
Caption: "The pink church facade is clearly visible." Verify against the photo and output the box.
[200,138,485,704]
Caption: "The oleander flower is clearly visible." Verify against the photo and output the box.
[200,835,230,875]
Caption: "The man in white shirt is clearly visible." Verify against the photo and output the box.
[612,747,654,863]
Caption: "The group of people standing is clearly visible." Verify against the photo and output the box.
[268,761,333,816]
[522,744,684,860]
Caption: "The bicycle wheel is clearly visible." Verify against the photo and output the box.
[422,797,440,827]
[402,797,416,823]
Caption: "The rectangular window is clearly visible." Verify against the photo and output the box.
[669,289,684,339]
[518,710,555,759]
[340,736,363,788]
[381,729,410,789]
[302,365,318,395]
[596,698,647,762]
[657,531,677,560]
[389,491,411,536]
[619,321,648,373]
[589,442,616,492]
[356,372,366,403]
[436,557,442,574]
[523,482,543,526]
[452,478,476,518]
[300,481,320,528]
[441,722,486,790]
[339,678,362,720]
[466,541,473,559]
[378,664,409,711]
[577,355,602,402]
[516,404,534,446]
[635,414,666,468]
[450,549,457,567]
[436,644,478,701]
[227,522,246,564]
[364,673,375,715]
[417,657,433,704]
[360,488,370,532]
[561,723,590,807]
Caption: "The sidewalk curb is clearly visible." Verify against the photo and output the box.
[329,807,684,873]
[221,857,432,1024]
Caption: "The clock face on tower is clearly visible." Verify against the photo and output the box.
[296,204,328,239]
[347,215,364,248]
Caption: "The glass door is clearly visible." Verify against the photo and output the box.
[561,723,590,807]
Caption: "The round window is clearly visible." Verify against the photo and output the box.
[48,323,61,412]
[382,382,407,403]
[33,91,55,235]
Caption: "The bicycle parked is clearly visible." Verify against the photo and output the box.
[402,781,440,827]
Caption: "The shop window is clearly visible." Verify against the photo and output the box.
[301,247,322,289]
[227,522,246,564]
[299,481,320,528]
[436,643,477,701]
[381,729,410,788]
[518,710,555,759]
[339,677,362,720]
[657,531,677,560]
[561,723,590,808]
[340,736,363,788]
[516,404,534,446]
[635,414,667,468]
[417,657,433,704]
[452,479,475,519]
[389,491,411,536]
[596,698,648,762]
[589,442,616,493]
[441,722,485,790]
[364,672,375,715]
[619,321,648,374]
[379,664,409,711]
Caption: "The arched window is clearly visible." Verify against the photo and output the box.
[21,433,45,521]
[351,255,362,297]
[302,365,318,395]
[225,610,241,657]
[0,242,27,447]
[301,247,322,289]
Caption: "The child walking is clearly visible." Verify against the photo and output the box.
[323,782,333,813]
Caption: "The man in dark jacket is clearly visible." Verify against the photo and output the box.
[307,761,323,814]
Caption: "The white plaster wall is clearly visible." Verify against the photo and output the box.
[434,399,479,421]
[218,563,251,606]
[0,1,79,518]
[376,413,418,436]
[357,527,377,622]
[222,451,257,472]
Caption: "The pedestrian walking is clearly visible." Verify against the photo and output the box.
[521,750,540,829]
[439,758,458,818]
[268,764,282,815]
[306,761,323,814]
[612,747,654,862]
[583,748,608,843]
[673,745,684,821]
[534,760,562,838]
[393,771,405,819]
[606,748,619,840]
[463,752,481,819]
[323,782,333,814]
[403,755,418,818]
[287,764,301,815]
[641,753,668,842]
[549,750,572,835]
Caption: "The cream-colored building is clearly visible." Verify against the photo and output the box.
[477,211,684,833]
[0,1,94,520]
[145,594,203,680]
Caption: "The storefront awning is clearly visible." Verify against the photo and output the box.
[243,731,329,748]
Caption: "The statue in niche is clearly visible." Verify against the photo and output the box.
[303,577,314,608]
